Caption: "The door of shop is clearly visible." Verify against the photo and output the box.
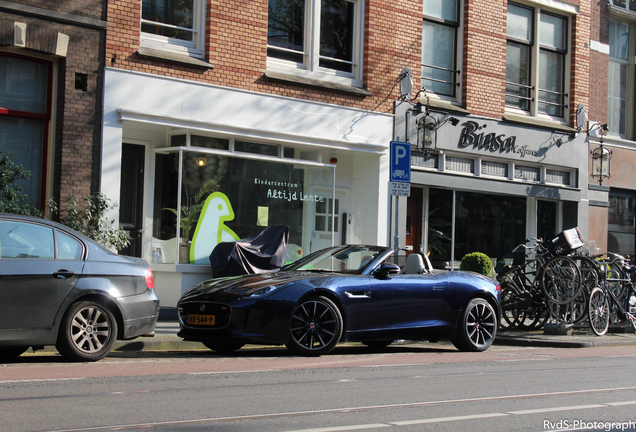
[311,192,345,252]
[118,143,145,257]
[406,188,423,253]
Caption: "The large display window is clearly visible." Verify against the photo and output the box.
[427,188,527,269]
[151,146,335,265]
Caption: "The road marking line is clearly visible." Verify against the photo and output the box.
[0,377,86,384]
[43,390,636,432]
[389,412,508,426]
[188,369,282,375]
[507,404,606,415]
[606,400,636,406]
[283,424,390,432]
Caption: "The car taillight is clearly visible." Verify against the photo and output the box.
[145,268,155,289]
[495,283,501,291]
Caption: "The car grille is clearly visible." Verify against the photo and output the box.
[179,302,232,329]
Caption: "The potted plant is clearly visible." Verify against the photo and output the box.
[164,179,218,263]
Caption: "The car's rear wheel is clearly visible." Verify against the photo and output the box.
[202,342,245,353]
[56,300,118,362]
[286,296,342,356]
[451,298,498,352]
[0,347,29,361]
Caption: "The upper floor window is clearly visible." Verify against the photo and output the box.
[421,0,460,98]
[608,19,634,139]
[506,3,569,119]
[610,0,636,12]
[267,0,363,86]
[141,0,205,57]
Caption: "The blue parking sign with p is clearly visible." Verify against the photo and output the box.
[390,141,411,183]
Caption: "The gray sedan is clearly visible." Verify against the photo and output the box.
[0,214,159,361]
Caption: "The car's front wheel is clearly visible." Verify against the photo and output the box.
[56,300,118,362]
[286,296,343,356]
[451,298,498,352]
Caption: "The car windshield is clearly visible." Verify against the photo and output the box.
[285,245,388,274]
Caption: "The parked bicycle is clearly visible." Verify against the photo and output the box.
[588,252,636,336]
[498,235,583,329]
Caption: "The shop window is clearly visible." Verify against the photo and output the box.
[506,3,569,119]
[446,155,474,173]
[267,0,363,86]
[152,148,334,265]
[421,0,461,98]
[141,0,205,58]
[0,54,51,209]
[413,154,438,169]
[545,169,571,186]
[482,160,508,178]
[427,188,453,268]
[608,19,634,139]
[455,192,527,266]
[315,198,339,232]
[608,190,635,255]
[191,135,229,150]
[412,153,438,169]
[235,140,279,157]
[537,200,557,242]
[515,165,539,182]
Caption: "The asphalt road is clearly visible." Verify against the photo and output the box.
[2,334,636,432]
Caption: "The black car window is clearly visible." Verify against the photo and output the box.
[0,220,54,259]
[57,231,83,260]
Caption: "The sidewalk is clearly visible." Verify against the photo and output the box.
[110,318,636,353]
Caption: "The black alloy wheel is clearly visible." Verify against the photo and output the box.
[286,296,343,356]
[56,300,118,362]
[451,298,498,352]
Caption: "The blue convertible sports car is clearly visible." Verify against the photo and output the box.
[177,245,501,356]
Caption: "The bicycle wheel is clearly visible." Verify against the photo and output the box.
[570,256,599,296]
[541,256,582,305]
[606,260,627,302]
[588,287,610,336]
[500,282,521,329]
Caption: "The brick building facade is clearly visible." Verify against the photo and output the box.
[0,0,107,208]
[587,0,636,256]
[96,0,600,305]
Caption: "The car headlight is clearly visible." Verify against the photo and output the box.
[245,285,279,298]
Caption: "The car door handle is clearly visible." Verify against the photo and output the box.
[53,269,75,279]
[345,291,371,299]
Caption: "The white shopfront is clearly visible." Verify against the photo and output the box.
[101,68,393,307]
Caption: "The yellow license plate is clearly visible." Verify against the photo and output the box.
[188,315,216,325]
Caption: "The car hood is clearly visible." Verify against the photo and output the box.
[180,271,337,302]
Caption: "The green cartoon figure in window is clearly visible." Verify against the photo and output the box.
[191,192,240,264]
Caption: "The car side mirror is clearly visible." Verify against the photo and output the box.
[373,262,401,278]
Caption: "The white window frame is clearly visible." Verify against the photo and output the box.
[505,1,573,122]
[609,0,636,12]
[266,0,364,88]
[607,5,636,140]
[421,0,463,102]
[140,0,206,58]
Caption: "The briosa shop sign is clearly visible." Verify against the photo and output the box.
[458,120,538,158]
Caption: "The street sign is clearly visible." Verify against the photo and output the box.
[390,141,411,183]
[390,181,411,197]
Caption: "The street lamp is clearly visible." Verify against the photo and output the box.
[417,113,438,154]
[591,124,612,185]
